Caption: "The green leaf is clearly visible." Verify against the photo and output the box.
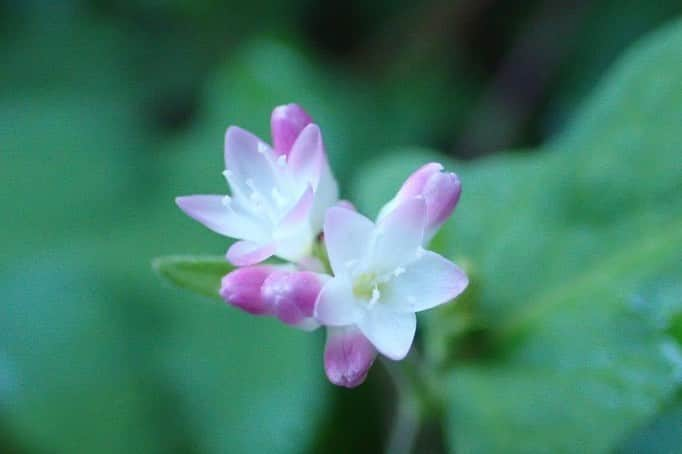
[445,221,682,453]
[352,18,682,453]
[0,259,170,453]
[1,250,330,454]
[153,255,233,300]
[617,392,682,453]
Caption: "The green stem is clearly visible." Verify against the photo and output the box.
[381,353,443,454]
[382,357,420,454]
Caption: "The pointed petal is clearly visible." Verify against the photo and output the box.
[287,124,324,189]
[271,103,313,156]
[358,306,416,360]
[224,126,278,197]
[226,240,276,266]
[324,326,377,388]
[314,276,362,326]
[273,229,314,263]
[383,250,468,312]
[278,185,314,233]
[421,171,461,242]
[175,195,265,240]
[371,198,426,273]
[396,163,444,200]
[268,185,316,262]
[323,207,374,276]
[309,161,339,232]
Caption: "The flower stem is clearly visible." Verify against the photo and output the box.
[386,398,420,454]
[382,357,420,454]
[381,353,442,454]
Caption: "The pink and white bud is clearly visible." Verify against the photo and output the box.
[220,266,274,315]
[324,326,377,388]
[271,103,313,156]
[261,270,324,330]
[379,163,461,243]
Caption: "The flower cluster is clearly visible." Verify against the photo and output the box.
[176,104,468,388]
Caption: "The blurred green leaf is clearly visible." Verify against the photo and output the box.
[0,10,154,267]
[1,12,329,453]
[353,18,682,453]
[153,255,233,300]
[545,0,682,134]
[0,259,168,454]
[1,251,330,454]
[617,392,682,454]
[446,223,682,453]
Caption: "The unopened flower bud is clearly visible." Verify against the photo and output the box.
[379,163,461,243]
[324,327,377,388]
[220,266,274,315]
[270,103,313,156]
[261,270,324,330]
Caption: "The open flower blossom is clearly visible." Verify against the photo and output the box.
[315,198,468,361]
[171,103,467,388]
[176,104,338,266]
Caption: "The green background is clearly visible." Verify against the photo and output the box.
[2,1,681,452]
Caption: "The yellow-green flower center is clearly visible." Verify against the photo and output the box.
[352,272,378,301]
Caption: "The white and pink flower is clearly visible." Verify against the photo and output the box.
[315,197,468,362]
[176,104,338,266]
[174,103,467,388]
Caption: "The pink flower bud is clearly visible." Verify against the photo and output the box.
[270,103,313,156]
[381,162,461,242]
[220,266,274,315]
[420,169,461,234]
[324,327,377,388]
[261,270,323,327]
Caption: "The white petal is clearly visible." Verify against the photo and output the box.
[314,276,362,326]
[226,240,277,266]
[278,185,314,233]
[224,126,279,199]
[370,198,426,273]
[383,250,468,312]
[309,161,339,232]
[358,306,416,360]
[273,227,314,263]
[175,195,266,240]
[287,124,324,188]
[323,207,374,276]
[272,186,315,263]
